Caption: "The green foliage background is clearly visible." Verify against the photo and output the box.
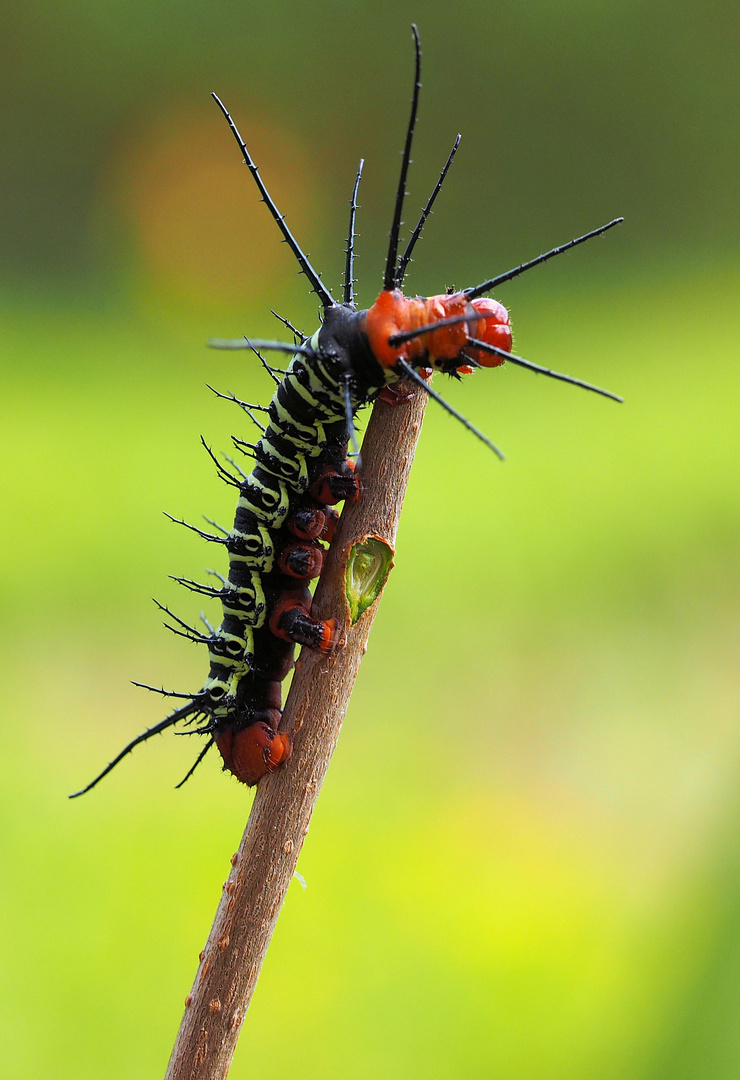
[2,1,738,1076]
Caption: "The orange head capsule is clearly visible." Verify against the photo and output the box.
[364,289,511,373]
[466,297,512,367]
[363,290,457,369]
[363,289,410,369]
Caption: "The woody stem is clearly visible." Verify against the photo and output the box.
[163,380,427,1080]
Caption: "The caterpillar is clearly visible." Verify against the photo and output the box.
[71,27,622,798]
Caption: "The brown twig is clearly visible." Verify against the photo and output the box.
[164,382,427,1080]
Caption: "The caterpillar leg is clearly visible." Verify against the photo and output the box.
[285,505,339,542]
[215,677,293,785]
[309,463,361,505]
[215,721,292,786]
[286,506,329,540]
[269,594,337,653]
[319,507,339,542]
[278,540,325,579]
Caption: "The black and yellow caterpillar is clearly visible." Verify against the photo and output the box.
[71,27,621,797]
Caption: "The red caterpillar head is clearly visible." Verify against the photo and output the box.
[364,289,511,374]
[465,298,511,367]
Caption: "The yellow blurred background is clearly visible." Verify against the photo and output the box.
[1,1,738,1077]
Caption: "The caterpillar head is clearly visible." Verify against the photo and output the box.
[363,289,512,375]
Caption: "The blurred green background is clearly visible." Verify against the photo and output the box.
[2,0,738,1076]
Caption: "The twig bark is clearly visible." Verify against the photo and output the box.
[164,382,427,1080]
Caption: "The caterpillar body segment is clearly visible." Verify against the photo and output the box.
[70,27,622,800]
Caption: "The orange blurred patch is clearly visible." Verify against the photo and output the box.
[101,99,323,309]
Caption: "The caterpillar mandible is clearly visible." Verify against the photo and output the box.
[71,26,622,798]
